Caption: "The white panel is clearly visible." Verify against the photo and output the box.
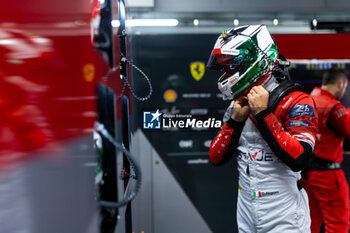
[131,130,213,233]
[154,0,326,12]
[152,144,213,233]
[127,0,154,7]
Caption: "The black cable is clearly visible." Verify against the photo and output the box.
[120,52,153,101]
[95,122,142,208]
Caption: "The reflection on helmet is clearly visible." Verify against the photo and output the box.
[207,25,278,100]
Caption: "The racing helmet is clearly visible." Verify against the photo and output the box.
[207,25,278,100]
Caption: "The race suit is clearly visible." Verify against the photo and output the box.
[302,87,350,233]
[210,78,318,233]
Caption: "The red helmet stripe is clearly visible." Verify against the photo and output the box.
[211,48,222,54]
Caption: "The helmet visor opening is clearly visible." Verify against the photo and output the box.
[218,61,243,82]
[207,53,242,70]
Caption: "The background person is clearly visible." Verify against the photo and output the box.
[302,68,350,233]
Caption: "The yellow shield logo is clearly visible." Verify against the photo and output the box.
[190,62,205,81]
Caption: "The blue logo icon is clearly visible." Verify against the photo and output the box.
[143,110,162,129]
[288,104,315,118]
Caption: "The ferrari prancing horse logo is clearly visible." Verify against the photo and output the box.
[190,62,205,81]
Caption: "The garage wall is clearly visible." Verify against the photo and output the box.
[129,0,350,13]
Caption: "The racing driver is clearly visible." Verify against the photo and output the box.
[207,25,318,232]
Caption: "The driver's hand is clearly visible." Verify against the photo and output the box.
[231,96,250,122]
[247,85,269,116]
